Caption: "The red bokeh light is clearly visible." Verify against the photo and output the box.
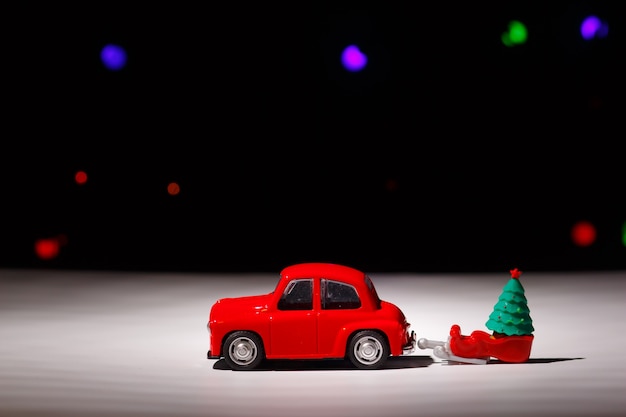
[34,238,61,260]
[571,221,596,247]
[75,170,88,185]
[168,182,180,196]
[34,235,67,261]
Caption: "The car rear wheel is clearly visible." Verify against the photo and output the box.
[348,330,389,370]
[223,331,265,370]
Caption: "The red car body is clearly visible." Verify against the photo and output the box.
[207,262,416,370]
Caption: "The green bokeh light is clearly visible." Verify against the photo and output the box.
[502,20,528,47]
[622,222,626,247]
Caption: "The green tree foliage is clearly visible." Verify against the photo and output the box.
[485,268,534,336]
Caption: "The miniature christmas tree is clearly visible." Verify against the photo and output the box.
[485,268,534,337]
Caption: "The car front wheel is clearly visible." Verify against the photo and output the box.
[223,331,265,370]
[348,330,389,370]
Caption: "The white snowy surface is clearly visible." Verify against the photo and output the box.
[1,268,625,417]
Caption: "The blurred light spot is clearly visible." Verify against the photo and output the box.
[588,95,603,110]
[341,45,367,72]
[168,182,180,196]
[385,178,398,192]
[34,235,67,260]
[571,220,596,247]
[622,222,626,247]
[75,170,88,185]
[501,20,528,47]
[100,44,128,71]
[580,15,609,40]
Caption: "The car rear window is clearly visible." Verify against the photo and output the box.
[365,275,382,309]
[321,279,361,310]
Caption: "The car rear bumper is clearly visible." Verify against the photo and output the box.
[403,330,416,355]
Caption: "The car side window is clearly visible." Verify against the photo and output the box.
[321,279,361,310]
[277,279,313,310]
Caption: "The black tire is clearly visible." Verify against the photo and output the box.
[223,331,265,370]
[347,330,389,370]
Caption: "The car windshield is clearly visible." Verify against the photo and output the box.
[364,274,381,309]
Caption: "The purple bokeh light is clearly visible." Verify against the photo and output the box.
[580,15,609,40]
[100,44,128,71]
[341,45,367,72]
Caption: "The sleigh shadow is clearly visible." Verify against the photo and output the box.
[440,357,585,365]
[490,357,584,364]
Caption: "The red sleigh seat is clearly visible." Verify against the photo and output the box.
[448,324,534,363]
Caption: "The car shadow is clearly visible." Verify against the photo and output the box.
[212,355,435,371]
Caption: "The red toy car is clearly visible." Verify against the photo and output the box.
[207,262,416,370]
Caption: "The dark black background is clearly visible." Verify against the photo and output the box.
[2,2,624,273]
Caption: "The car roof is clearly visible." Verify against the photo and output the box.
[280,263,366,285]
